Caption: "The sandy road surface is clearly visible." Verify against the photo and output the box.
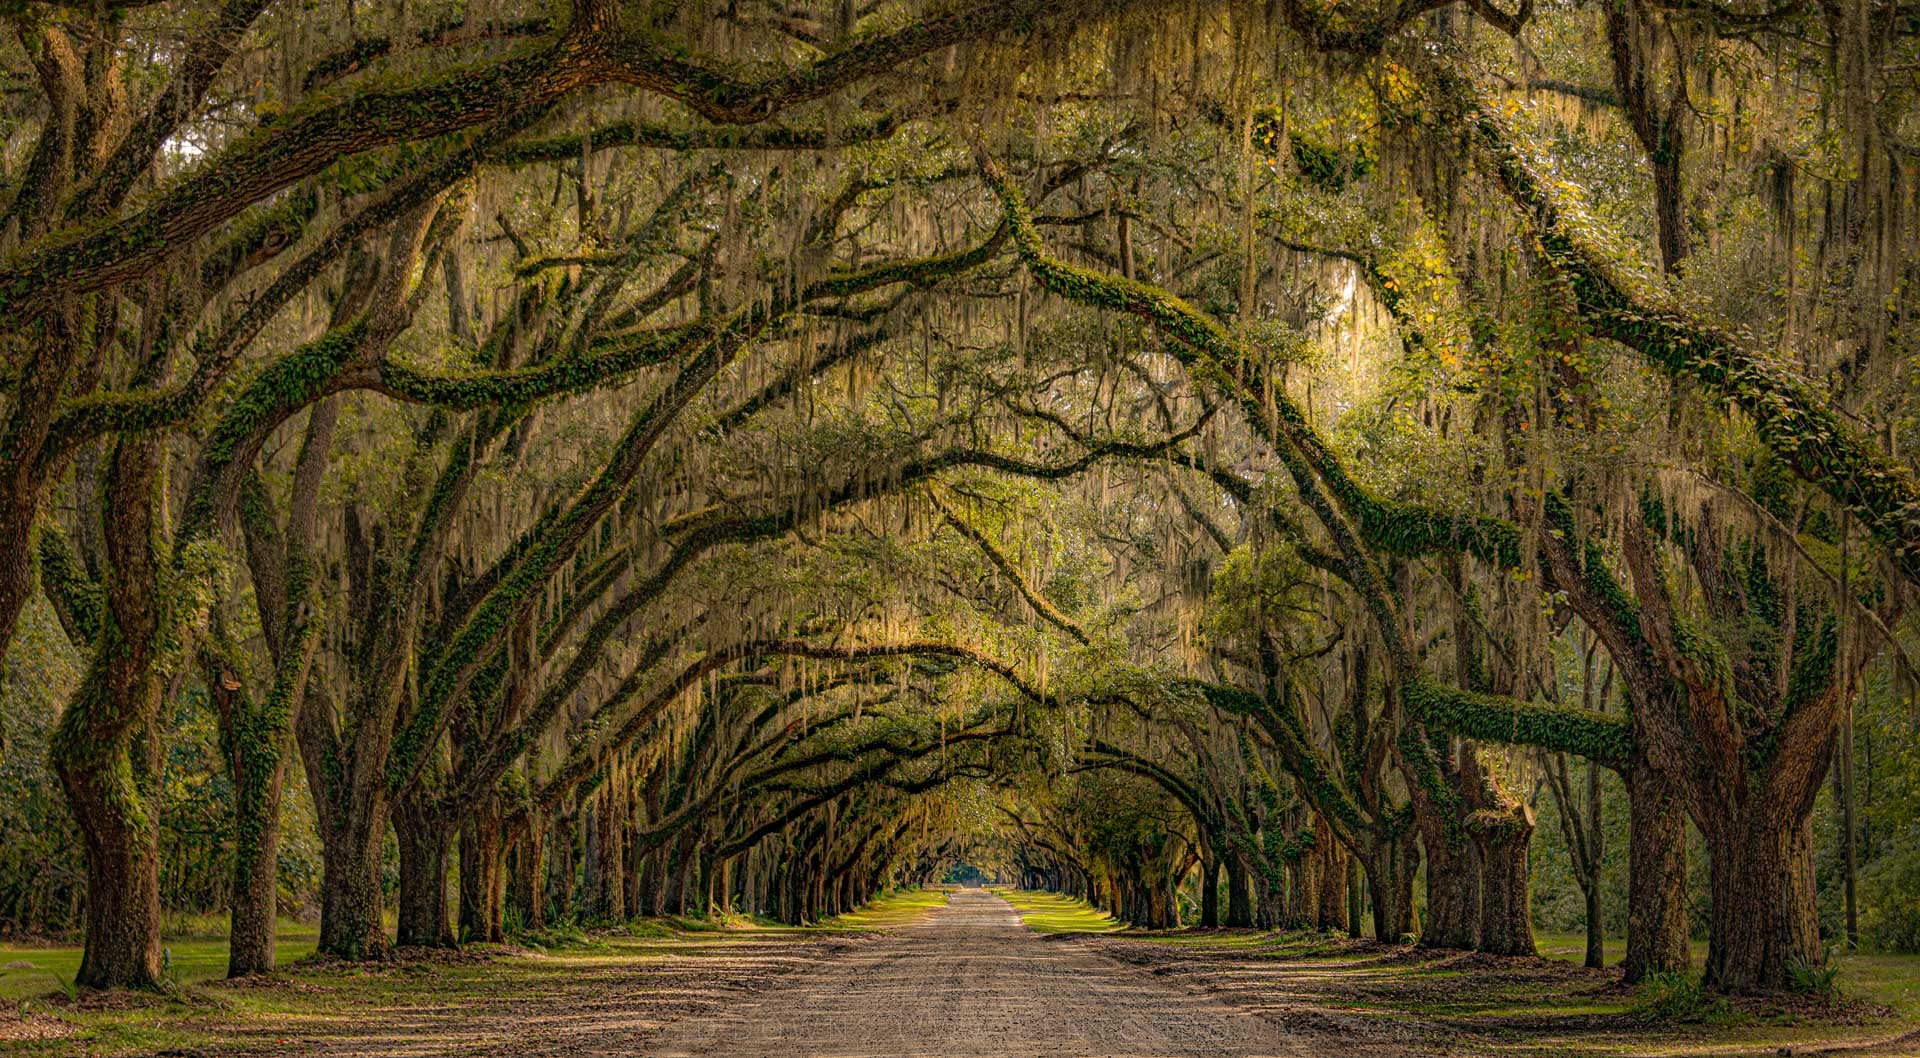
[644,889,1305,1057]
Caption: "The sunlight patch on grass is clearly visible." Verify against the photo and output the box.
[817,886,948,931]
[997,889,1123,933]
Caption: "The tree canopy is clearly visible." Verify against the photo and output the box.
[0,0,1916,1000]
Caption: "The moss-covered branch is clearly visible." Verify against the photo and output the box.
[1431,57,1920,587]
[390,236,1007,794]
[985,153,1634,769]
[36,528,102,649]
[0,0,1146,312]
[931,490,1091,645]
[488,112,907,167]
[527,639,1042,817]
[372,320,713,409]
[46,115,533,457]
[1401,678,1632,768]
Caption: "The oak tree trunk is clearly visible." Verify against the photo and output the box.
[459,801,505,943]
[1199,854,1220,927]
[57,706,164,990]
[1226,856,1254,927]
[1623,764,1689,982]
[1417,831,1480,950]
[1471,813,1536,956]
[394,797,453,948]
[225,747,287,977]
[51,429,169,991]
[1702,801,1823,993]
[317,798,390,960]
[1360,832,1419,943]
[1316,838,1349,933]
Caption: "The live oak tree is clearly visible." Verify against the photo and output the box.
[3,0,1915,1001]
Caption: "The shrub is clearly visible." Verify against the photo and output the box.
[1630,971,1727,1022]
[1786,952,1841,1000]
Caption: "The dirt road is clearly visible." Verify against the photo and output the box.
[643,888,1304,1057]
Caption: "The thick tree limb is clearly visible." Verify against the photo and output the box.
[1429,58,1920,588]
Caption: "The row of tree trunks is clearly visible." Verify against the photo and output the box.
[394,788,932,940]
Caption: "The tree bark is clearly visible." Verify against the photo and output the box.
[1584,884,1604,970]
[1346,858,1364,938]
[50,426,168,991]
[1702,800,1823,993]
[459,798,506,942]
[1199,854,1220,927]
[1254,866,1281,929]
[1416,827,1479,949]
[1470,811,1536,956]
[591,787,629,917]
[1290,833,1320,930]
[316,797,390,959]
[1836,729,1859,951]
[223,397,334,977]
[1583,758,1604,970]
[59,718,164,989]
[1359,831,1419,943]
[548,807,576,923]
[1623,763,1689,982]
[394,796,453,948]
[224,744,288,977]
[1406,733,1479,950]
[638,847,666,918]
[1226,855,1254,927]
[512,814,547,931]
[1316,833,1349,933]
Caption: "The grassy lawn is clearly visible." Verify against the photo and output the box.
[1535,931,1920,1020]
[1,919,319,1001]
[1829,952,1920,1021]
[1533,930,1708,969]
[996,889,1124,933]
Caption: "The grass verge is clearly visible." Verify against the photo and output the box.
[996,889,1124,933]
[819,887,949,931]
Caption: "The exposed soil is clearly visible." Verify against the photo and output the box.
[0,1007,80,1042]
[644,888,1316,1057]
[201,932,866,1056]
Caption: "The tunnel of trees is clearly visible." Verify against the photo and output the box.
[0,0,1916,1002]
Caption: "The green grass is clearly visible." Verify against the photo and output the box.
[819,886,948,930]
[996,888,1123,933]
[1820,952,1920,1021]
[1533,930,1710,969]
[0,919,318,1001]
[1535,931,1920,1020]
